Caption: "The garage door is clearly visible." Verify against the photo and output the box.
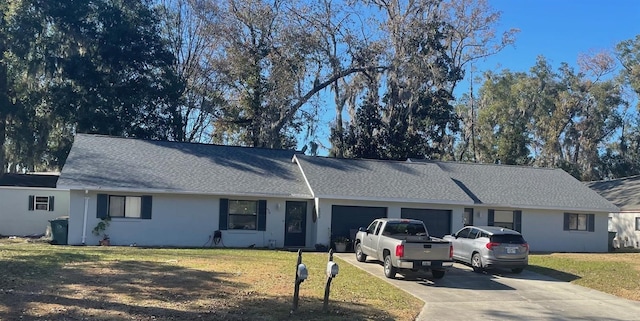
[401,208,451,238]
[331,205,387,239]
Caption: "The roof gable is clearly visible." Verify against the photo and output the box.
[58,134,311,197]
[294,155,474,204]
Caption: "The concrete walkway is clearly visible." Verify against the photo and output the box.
[335,253,640,321]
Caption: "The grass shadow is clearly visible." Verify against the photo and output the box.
[525,265,581,282]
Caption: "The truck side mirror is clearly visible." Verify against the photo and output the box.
[326,261,339,278]
[297,263,308,281]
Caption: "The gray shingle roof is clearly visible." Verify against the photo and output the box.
[429,161,618,212]
[294,155,474,204]
[58,134,312,197]
[586,176,640,211]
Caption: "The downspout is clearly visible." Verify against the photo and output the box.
[81,190,89,244]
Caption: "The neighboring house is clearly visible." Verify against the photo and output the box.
[58,134,618,252]
[586,176,640,249]
[0,173,70,236]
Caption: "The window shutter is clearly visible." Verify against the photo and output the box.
[97,194,109,219]
[587,214,595,232]
[258,200,267,231]
[487,209,494,226]
[141,195,152,219]
[563,213,570,231]
[514,210,522,232]
[49,196,55,211]
[219,198,228,230]
[28,195,35,211]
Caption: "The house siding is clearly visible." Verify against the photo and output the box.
[610,212,640,249]
[519,209,608,252]
[0,187,69,236]
[68,190,312,248]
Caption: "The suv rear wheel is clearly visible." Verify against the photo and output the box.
[471,253,483,273]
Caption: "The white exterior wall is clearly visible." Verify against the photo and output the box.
[520,209,608,252]
[0,187,70,236]
[313,198,465,246]
[68,190,312,248]
[610,212,640,249]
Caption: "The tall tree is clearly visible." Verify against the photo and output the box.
[191,0,382,149]
[616,35,640,103]
[2,0,183,171]
[157,0,223,143]
[472,55,623,179]
[475,71,531,165]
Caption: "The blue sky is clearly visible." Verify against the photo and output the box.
[475,0,640,76]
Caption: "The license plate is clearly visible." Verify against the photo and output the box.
[506,247,518,254]
[422,261,431,266]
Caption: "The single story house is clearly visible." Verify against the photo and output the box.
[0,173,70,236]
[58,134,618,252]
[586,176,640,249]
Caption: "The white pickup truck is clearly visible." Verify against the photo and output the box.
[354,218,453,279]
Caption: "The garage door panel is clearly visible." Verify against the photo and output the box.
[401,208,451,238]
[331,205,387,239]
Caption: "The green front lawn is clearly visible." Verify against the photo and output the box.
[0,239,422,320]
[529,252,640,301]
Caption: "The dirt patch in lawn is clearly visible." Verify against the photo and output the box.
[0,243,421,321]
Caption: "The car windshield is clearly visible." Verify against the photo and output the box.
[490,234,526,244]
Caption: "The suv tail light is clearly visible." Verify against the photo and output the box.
[486,242,500,250]
[523,243,529,252]
[395,244,404,258]
[449,244,453,259]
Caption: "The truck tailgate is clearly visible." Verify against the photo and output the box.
[402,241,451,261]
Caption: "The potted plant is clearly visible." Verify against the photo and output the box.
[92,217,111,246]
[332,236,350,252]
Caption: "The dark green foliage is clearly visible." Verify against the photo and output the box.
[2,0,184,171]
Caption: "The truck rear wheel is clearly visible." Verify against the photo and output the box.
[355,243,367,262]
[431,269,445,279]
[383,255,397,278]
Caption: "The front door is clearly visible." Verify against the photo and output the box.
[285,201,307,247]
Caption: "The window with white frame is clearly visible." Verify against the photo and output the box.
[636,217,640,231]
[228,200,258,230]
[35,196,50,210]
[109,196,142,218]
[29,195,54,211]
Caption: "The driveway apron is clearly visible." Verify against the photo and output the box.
[335,253,640,321]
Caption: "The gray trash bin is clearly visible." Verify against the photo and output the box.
[50,217,69,245]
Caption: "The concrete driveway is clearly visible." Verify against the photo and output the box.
[335,253,640,321]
